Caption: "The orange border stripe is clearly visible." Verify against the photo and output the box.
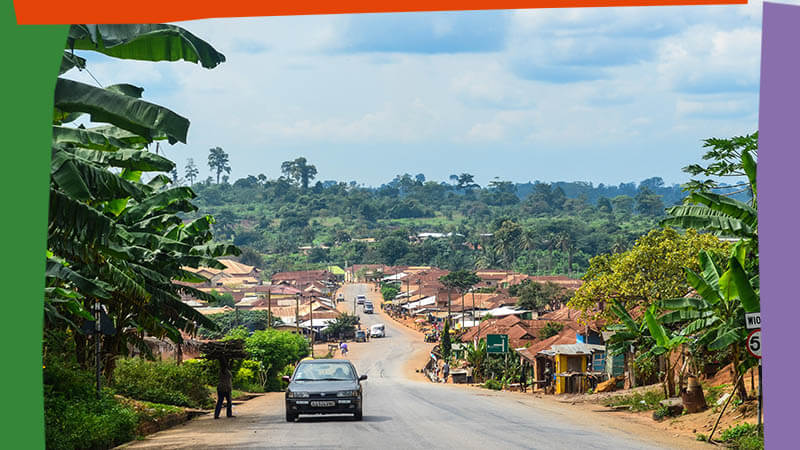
[15,0,748,25]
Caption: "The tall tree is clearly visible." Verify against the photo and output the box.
[184,158,199,185]
[281,157,317,189]
[208,146,231,184]
[568,228,729,322]
[456,173,479,191]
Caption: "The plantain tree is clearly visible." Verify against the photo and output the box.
[47,24,238,377]
[660,245,760,401]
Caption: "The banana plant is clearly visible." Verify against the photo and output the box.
[643,307,688,398]
[661,145,757,242]
[46,23,236,376]
[661,245,759,401]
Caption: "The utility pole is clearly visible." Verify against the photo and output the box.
[758,360,762,428]
[295,293,300,337]
[309,295,315,358]
[267,287,272,329]
[447,289,452,327]
[94,301,102,399]
[461,291,465,330]
[471,289,476,330]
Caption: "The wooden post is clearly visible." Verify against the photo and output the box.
[757,361,762,429]
[709,370,746,443]
[309,295,314,358]
[295,294,300,337]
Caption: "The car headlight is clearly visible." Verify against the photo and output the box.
[288,391,309,398]
[336,390,359,397]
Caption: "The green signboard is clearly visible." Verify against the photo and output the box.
[487,334,509,354]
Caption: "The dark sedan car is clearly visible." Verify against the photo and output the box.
[283,359,367,422]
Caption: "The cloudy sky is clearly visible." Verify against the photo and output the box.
[67,2,784,187]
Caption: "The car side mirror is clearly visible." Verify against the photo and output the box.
[282,376,291,383]
[359,374,368,381]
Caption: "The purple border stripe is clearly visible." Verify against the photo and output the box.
[759,2,800,448]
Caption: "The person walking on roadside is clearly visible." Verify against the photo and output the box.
[340,341,349,357]
[215,356,234,419]
[442,361,450,384]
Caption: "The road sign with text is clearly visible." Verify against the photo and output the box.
[745,312,761,330]
[487,334,509,354]
[746,329,761,359]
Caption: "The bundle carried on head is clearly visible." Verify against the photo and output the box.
[199,339,248,360]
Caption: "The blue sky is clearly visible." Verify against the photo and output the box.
[65,3,783,188]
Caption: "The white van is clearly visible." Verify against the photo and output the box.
[370,323,385,338]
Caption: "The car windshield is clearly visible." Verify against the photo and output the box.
[293,363,356,381]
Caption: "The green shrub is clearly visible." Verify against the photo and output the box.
[652,405,671,421]
[720,423,763,449]
[182,358,218,386]
[44,358,140,450]
[113,358,213,408]
[483,379,502,390]
[606,389,665,411]
[45,390,138,450]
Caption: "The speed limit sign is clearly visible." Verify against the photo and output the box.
[746,329,761,359]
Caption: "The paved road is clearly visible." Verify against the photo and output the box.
[124,284,691,449]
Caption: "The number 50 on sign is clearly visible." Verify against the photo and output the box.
[746,329,761,359]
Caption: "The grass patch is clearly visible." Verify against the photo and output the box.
[718,423,763,449]
[605,389,665,411]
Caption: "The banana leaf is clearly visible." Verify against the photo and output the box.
[54,78,189,144]
[71,148,174,172]
[683,267,721,305]
[741,149,757,204]
[189,243,241,258]
[51,148,144,202]
[730,258,760,313]
[105,83,144,98]
[48,189,119,247]
[121,187,196,225]
[53,125,128,151]
[708,326,745,351]
[87,125,153,148]
[689,192,757,228]
[45,258,112,299]
[68,24,226,69]
[644,308,669,348]
[59,51,86,75]
[661,205,754,238]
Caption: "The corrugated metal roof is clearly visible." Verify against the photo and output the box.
[545,343,605,356]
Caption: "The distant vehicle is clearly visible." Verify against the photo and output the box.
[363,302,374,314]
[354,330,367,342]
[356,295,366,305]
[369,324,385,338]
[283,359,367,421]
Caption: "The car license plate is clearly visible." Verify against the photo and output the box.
[310,401,335,407]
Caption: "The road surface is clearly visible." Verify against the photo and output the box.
[123,283,701,449]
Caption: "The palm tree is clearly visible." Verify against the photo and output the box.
[208,146,231,184]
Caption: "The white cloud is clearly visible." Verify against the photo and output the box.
[657,25,761,94]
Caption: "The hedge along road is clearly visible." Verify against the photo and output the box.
[122,284,700,449]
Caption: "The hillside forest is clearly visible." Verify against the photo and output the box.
[182,156,746,277]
